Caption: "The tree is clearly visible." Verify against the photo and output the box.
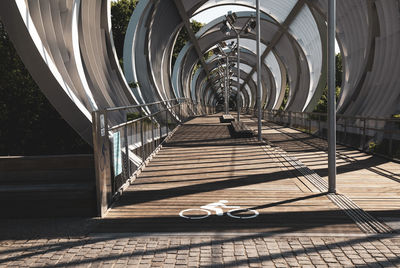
[172,20,204,66]
[110,0,202,69]
[111,0,138,62]
[313,53,343,113]
[0,2,202,155]
[279,53,343,112]
[335,53,342,88]
[0,21,91,155]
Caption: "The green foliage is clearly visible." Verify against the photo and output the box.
[128,81,140,88]
[312,53,343,113]
[313,86,341,114]
[279,53,343,113]
[336,53,343,88]
[369,141,377,152]
[0,21,91,155]
[193,63,202,74]
[279,84,290,111]
[110,1,202,70]
[172,20,204,66]
[111,0,137,62]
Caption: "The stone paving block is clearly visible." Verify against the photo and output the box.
[0,235,400,267]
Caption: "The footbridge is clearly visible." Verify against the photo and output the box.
[1,1,400,266]
[92,110,399,235]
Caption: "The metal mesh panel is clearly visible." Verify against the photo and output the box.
[93,100,216,210]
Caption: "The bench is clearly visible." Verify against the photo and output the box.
[220,114,235,123]
[231,121,254,137]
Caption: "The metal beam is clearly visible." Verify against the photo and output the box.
[256,0,262,141]
[225,55,229,114]
[173,0,212,78]
[328,0,337,193]
[237,34,241,121]
[240,0,306,92]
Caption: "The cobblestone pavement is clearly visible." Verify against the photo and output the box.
[1,233,400,267]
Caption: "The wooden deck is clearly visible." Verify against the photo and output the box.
[242,115,400,229]
[95,115,365,234]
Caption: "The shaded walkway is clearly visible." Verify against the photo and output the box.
[241,115,400,229]
[97,115,362,234]
[2,115,400,267]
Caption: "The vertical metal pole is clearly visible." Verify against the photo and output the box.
[256,0,262,141]
[237,34,241,122]
[318,115,323,137]
[166,109,169,136]
[362,119,367,149]
[124,124,130,180]
[318,115,321,137]
[140,120,145,163]
[225,56,229,114]
[151,116,155,150]
[92,111,111,217]
[178,103,181,123]
[328,0,337,193]
[159,118,162,145]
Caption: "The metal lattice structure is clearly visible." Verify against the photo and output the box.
[1,0,400,144]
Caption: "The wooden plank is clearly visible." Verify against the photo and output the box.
[252,117,400,221]
[95,114,363,234]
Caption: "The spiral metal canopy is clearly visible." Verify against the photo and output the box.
[1,0,400,143]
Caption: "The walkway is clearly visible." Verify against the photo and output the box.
[1,114,400,267]
[97,115,361,234]
[242,116,400,228]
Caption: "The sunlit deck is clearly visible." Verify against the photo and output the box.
[95,114,399,235]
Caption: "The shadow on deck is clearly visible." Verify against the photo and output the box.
[93,114,400,234]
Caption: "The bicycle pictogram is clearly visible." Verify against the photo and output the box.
[179,200,259,220]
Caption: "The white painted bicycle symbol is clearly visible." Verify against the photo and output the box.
[179,200,259,220]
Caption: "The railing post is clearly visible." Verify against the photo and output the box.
[159,119,162,144]
[140,119,145,163]
[178,103,182,123]
[327,0,337,193]
[362,118,367,150]
[166,109,169,137]
[92,111,111,217]
[318,115,321,137]
[151,116,155,150]
[344,117,347,144]
[124,124,130,180]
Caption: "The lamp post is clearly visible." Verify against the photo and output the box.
[256,0,262,141]
[213,44,231,114]
[328,0,337,193]
[236,34,241,120]
[225,55,229,114]
[223,12,257,121]
[214,41,239,115]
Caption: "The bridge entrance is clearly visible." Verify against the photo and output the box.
[95,115,363,234]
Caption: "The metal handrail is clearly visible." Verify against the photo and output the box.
[92,100,216,217]
[268,110,400,122]
[257,109,400,161]
[105,98,188,112]
[109,103,182,131]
